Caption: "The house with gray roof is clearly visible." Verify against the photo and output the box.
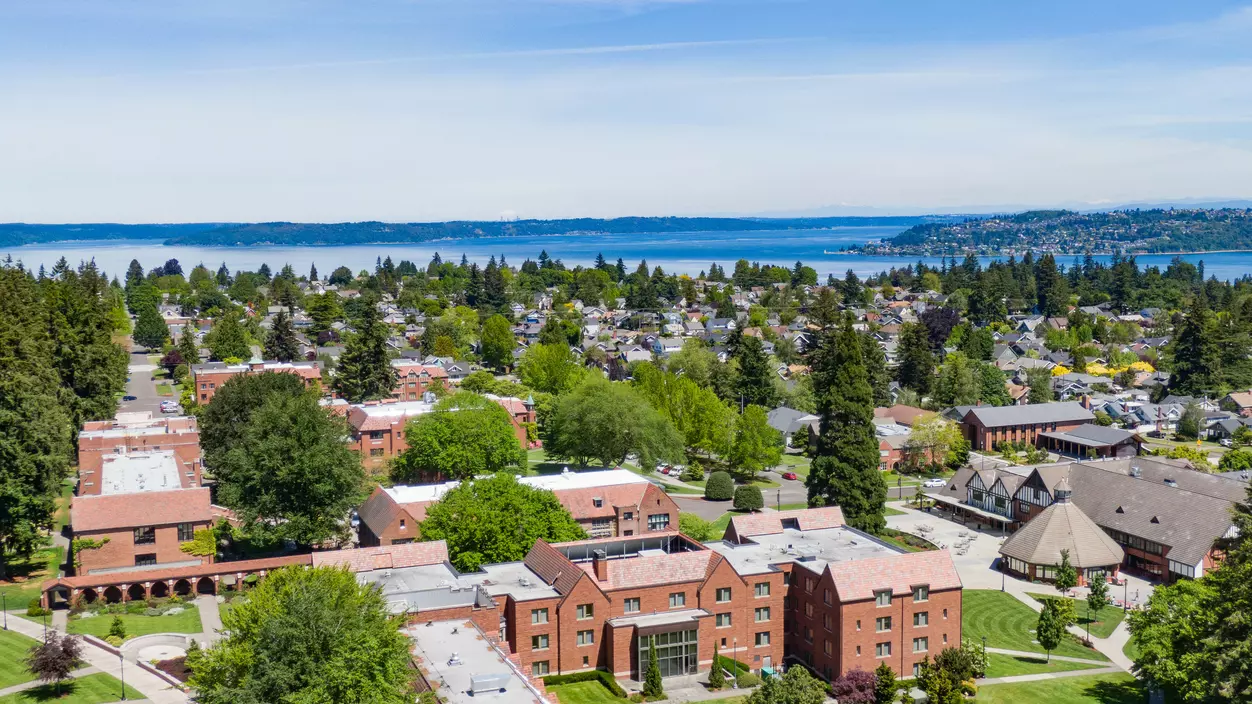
[953,401,1094,451]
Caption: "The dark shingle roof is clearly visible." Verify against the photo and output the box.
[961,402,1094,429]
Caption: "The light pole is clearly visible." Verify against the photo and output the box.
[119,650,127,700]
[1001,563,1005,592]
[776,490,781,513]
[1124,580,1128,613]
[2,594,7,630]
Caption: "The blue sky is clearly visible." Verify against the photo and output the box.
[1,0,1251,222]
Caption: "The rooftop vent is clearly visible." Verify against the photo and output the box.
[1130,465,1142,477]
[1164,478,1178,487]
[519,577,532,588]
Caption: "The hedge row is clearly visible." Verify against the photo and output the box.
[542,670,628,697]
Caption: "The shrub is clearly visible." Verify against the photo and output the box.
[105,635,124,647]
[733,485,764,512]
[26,598,50,617]
[108,615,128,641]
[168,594,183,604]
[680,465,704,483]
[705,471,734,501]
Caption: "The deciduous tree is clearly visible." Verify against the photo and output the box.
[544,377,684,469]
[518,343,584,395]
[728,405,782,480]
[25,632,82,695]
[419,474,586,572]
[479,314,515,370]
[390,392,525,483]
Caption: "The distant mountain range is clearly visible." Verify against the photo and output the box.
[752,198,1252,218]
[0,216,942,248]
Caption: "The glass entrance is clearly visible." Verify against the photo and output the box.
[637,629,699,678]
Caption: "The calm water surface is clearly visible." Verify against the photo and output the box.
[8,227,1252,281]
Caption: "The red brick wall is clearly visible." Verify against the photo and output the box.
[697,558,785,672]
[74,522,211,574]
[508,596,563,677]
[407,603,503,638]
[554,574,612,673]
[359,509,419,547]
[837,588,962,679]
[968,419,1085,451]
[194,367,320,404]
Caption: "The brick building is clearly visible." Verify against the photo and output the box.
[77,412,202,489]
[346,394,538,470]
[391,360,449,400]
[70,487,213,574]
[191,360,322,404]
[357,469,680,546]
[334,506,961,685]
[951,402,1094,452]
[77,449,202,497]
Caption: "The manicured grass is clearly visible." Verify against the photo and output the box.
[1123,637,1140,663]
[548,680,627,704]
[974,673,1141,704]
[0,628,41,688]
[68,604,202,640]
[155,383,174,396]
[0,546,62,603]
[983,652,1104,678]
[872,528,932,553]
[962,590,1107,661]
[0,672,144,704]
[884,505,906,517]
[709,511,735,536]
[1027,592,1126,639]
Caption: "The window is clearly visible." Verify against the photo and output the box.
[583,655,589,666]
[369,449,384,457]
[943,609,948,619]
[669,592,686,608]
[824,640,832,655]
[577,630,595,646]
[912,585,929,602]
[716,587,732,602]
[623,511,633,521]
[913,637,929,653]
[913,663,921,678]
[531,634,549,650]
[823,588,832,605]
[755,632,770,647]
[590,518,613,538]
[177,523,195,542]
[133,527,155,545]
[399,519,407,530]
[531,608,548,625]
[805,578,814,593]
[805,603,813,617]
[856,619,862,631]
[755,582,770,598]
[368,430,384,440]
[823,614,832,631]
[856,646,861,656]
[876,616,891,632]
[648,514,671,531]
[875,590,892,607]
[577,604,594,620]
[636,630,698,679]
[624,598,641,614]
[755,607,770,622]
[134,554,157,567]
[913,612,929,627]
[532,661,549,677]
[876,642,891,658]
[715,613,732,627]
[943,634,948,644]
[1020,501,1031,514]
[592,498,603,508]
[804,626,813,643]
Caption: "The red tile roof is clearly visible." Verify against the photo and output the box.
[43,554,312,590]
[728,507,845,539]
[827,550,962,602]
[72,488,212,532]
[581,551,715,590]
[311,541,450,573]
[524,540,583,595]
[558,485,650,520]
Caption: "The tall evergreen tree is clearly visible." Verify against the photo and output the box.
[734,335,778,409]
[205,313,251,361]
[807,316,888,532]
[178,324,201,368]
[896,322,935,396]
[1035,254,1069,317]
[860,333,891,407]
[309,263,318,281]
[332,303,396,403]
[1170,296,1220,396]
[133,303,170,350]
[265,310,300,362]
[482,257,507,313]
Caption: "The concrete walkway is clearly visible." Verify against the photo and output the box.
[195,594,223,643]
[0,666,98,698]
[981,666,1124,685]
[6,613,189,703]
[985,646,1107,665]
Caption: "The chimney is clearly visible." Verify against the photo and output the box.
[1081,394,1091,410]
[592,549,609,582]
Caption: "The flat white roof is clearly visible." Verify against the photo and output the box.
[385,468,646,505]
[356,400,437,419]
[405,620,548,704]
[99,450,185,495]
[707,526,901,576]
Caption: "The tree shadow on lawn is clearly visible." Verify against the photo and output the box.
[11,680,84,702]
[1084,678,1145,704]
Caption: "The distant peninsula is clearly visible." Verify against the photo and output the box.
[0,216,939,248]
[854,208,1252,256]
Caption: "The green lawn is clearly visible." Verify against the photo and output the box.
[0,546,63,603]
[155,383,174,396]
[68,605,202,640]
[0,672,144,704]
[1027,592,1126,639]
[974,673,1141,704]
[983,652,1104,678]
[962,590,1107,661]
[548,681,627,704]
[1123,637,1140,663]
[0,629,40,688]
[884,505,906,517]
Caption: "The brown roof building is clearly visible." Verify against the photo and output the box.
[191,360,322,404]
[77,412,201,482]
[998,479,1125,584]
[70,487,214,575]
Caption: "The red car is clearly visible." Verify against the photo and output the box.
[781,472,799,480]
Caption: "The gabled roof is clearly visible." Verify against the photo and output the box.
[523,540,583,596]
[72,488,212,532]
[960,402,1094,428]
[828,550,962,602]
[727,507,845,539]
[579,550,716,590]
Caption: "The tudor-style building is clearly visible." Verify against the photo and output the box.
[927,456,1244,581]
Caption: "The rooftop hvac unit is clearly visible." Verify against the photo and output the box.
[519,577,532,587]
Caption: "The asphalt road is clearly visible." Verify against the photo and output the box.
[118,350,170,417]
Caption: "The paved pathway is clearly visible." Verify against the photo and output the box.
[981,666,1124,685]
[985,646,1107,665]
[0,666,99,698]
[119,349,170,417]
[195,594,223,643]
[6,613,189,703]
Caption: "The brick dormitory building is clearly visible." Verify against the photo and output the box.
[330,506,961,686]
[191,359,322,404]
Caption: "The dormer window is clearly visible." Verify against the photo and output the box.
[1150,516,1160,524]
[593,498,603,508]
[1116,506,1124,513]
[875,590,892,607]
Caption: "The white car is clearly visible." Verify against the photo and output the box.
[922,478,947,488]
[1220,438,1234,448]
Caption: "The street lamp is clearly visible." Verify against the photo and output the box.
[776,490,781,513]
[1124,580,1128,613]
[119,650,127,701]
[2,593,7,630]
[1000,563,1005,592]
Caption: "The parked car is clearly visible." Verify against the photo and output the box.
[160,401,179,413]
[1220,438,1234,448]
[122,395,137,401]
[923,478,947,488]
[781,472,799,481]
